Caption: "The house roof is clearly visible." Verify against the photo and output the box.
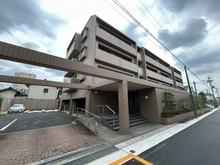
[0,87,22,94]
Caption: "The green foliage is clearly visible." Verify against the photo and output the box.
[162,93,202,118]
[199,92,207,104]
[161,108,193,118]
[164,91,177,110]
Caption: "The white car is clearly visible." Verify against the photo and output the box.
[8,104,26,113]
[206,104,214,109]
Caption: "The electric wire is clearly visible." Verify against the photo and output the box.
[153,0,209,78]
[112,0,210,89]
[105,0,210,90]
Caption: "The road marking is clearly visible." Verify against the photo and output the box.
[142,143,166,159]
[109,153,153,165]
[0,119,17,131]
[72,121,76,124]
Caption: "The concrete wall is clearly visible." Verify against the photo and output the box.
[161,108,210,124]
[139,87,189,124]
[12,99,59,110]
[28,85,57,99]
[89,90,118,115]
[1,98,12,111]
[139,88,159,123]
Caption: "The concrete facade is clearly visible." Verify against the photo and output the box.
[62,15,186,133]
[28,85,57,100]
[0,87,21,99]
[0,15,188,134]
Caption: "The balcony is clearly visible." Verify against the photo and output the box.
[66,33,82,60]
[76,47,87,61]
[95,49,138,73]
[176,81,184,89]
[174,73,182,80]
[145,55,171,74]
[96,27,137,57]
[147,69,173,85]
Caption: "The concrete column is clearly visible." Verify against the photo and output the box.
[118,80,129,135]
[171,67,176,88]
[86,90,90,111]
[69,93,73,114]
[141,47,148,80]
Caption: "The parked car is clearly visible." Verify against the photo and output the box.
[8,104,26,113]
[205,104,214,109]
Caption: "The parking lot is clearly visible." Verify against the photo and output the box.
[0,111,103,165]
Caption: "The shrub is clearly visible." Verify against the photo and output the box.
[161,110,174,118]
[161,109,193,118]
[164,91,177,110]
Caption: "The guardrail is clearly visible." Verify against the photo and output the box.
[95,105,116,130]
[75,107,100,134]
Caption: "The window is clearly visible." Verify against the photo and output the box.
[79,47,87,61]
[81,28,88,43]
[43,88,49,93]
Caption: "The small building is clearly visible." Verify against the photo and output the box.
[0,87,24,111]
[28,85,58,100]
[0,87,22,99]
[12,72,36,94]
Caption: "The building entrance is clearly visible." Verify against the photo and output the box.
[128,90,140,114]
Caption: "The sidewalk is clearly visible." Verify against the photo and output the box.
[87,108,219,164]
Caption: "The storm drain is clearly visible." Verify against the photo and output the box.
[31,142,118,165]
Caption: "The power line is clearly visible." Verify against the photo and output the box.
[153,0,209,78]
[136,0,195,69]
[112,0,209,88]
[103,0,185,68]
[177,20,220,57]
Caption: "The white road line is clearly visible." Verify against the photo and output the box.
[142,143,166,158]
[0,119,17,131]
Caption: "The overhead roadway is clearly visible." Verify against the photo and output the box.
[0,74,90,89]
[0,41,162,88]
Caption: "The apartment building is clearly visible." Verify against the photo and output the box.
[62,15,186,125]
[12,72,36,94]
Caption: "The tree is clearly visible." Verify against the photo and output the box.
[199,92,207,104]
[164,91,177,110]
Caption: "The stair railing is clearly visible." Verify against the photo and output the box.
[95,105,116,130]
[75,107,100,134]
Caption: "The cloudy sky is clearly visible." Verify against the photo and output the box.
[0,0,219,95]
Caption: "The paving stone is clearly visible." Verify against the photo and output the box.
[0,124,103,165]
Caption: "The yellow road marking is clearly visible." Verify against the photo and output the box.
[23,110,29,114]
[109,153,153,165]
[0,111,8,115]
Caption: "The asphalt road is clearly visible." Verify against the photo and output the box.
[127,109,220,165]
[0,111,77,134]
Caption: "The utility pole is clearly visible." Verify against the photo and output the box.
[184,66,197,117]
[205,76,218,107]
[193,81,197,94]
[214,87,220,104]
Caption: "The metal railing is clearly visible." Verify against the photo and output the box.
[95,105,116,130]
[75,107,100,134]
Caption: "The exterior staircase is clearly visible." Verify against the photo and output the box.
[101,114,150,131]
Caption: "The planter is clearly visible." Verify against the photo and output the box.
[161,108,211,125]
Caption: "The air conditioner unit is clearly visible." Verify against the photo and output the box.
[77,74,85,82]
